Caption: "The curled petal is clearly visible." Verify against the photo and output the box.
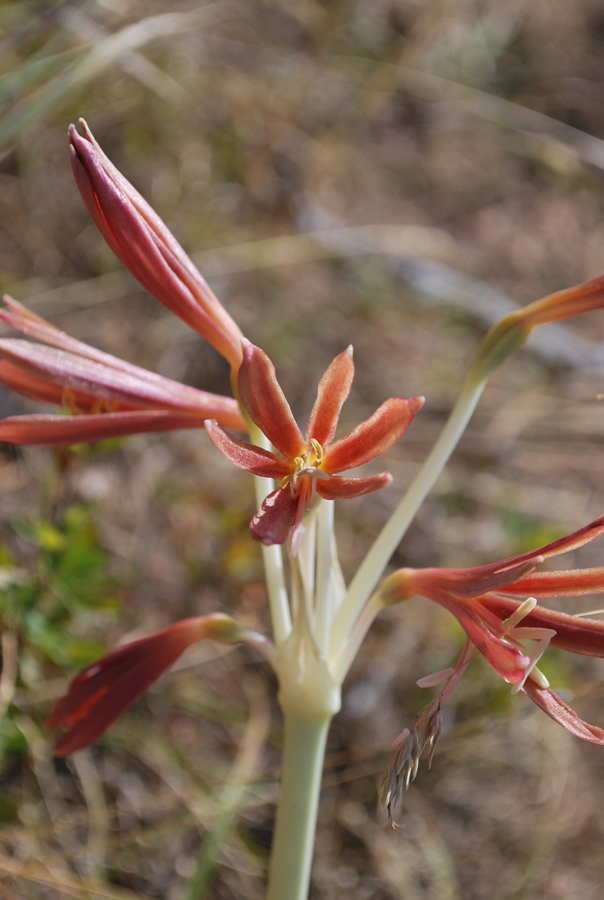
[238,342,305,459]
[322,396,424,474]
[306,346,354,446]
[250,488,298,545]
[318,471,392,500]
[69,121,244,368]
[522,677,604,744]
[45,614,245,755]
[0,411,208,445]
[205,421,292,479]
[478,594,604,658]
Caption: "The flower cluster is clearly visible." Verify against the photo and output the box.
[4,118,604,828]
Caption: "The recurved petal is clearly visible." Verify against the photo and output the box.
[205,421,292,478]
[522,677,604,744]
[322,396,424,474]
[250,488,298,545]
[238,342,305,459]
[0,411,207,445]
[306,346,354,446]
[317,471,392,500]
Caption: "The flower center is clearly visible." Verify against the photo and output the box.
[281,437,329,506]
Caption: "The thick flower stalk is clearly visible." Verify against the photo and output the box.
[206,340,424,551]
[0,295,246,443]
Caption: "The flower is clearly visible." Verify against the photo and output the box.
[44,614,270,756]
[69,120,244,370]
[380,515,604,740]
[0,296,246,444]
[205,341,424,550]
[471,272,604,380]
[377,517,604,822]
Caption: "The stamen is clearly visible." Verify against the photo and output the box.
[511,636,553,694]
[500,597,556,696]
[529,666,549,688]
[501,597,537,632]
[417,667,456,688]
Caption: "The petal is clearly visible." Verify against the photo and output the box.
[500,567,604,599]
[0,411,207,445]
[519,272,604,328]
[205,421,292,478]
[45,614,242,755]
[0,298,229,408]
[411,516,604,601]
[422,590,529,683]
[478,594,604,659]
[250,488,298,545]
[322,396,424,473]
[317,471,392,500]
[0,339,245,428]
[69,122,244,368]
[238,342,305,459]
[0,360,85,407]
[522,677,604,744]
[306,346,354,446]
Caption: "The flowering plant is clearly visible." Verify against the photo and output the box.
[3,119,604,898]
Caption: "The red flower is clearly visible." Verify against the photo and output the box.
[0,296,246,444]
[381,515,604,744]
[69,120,244,369]
[44,614,254,756]
[206,341,424,549]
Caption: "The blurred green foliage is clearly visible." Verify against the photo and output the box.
[3,503,119,667]
[0,502,119,761]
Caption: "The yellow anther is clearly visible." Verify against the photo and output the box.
[310,438,323,462]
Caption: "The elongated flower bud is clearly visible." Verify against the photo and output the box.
[69,119,244,369]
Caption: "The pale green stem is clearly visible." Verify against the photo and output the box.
[298,512,317,622]
[266,713,331,900]
[250,423,292,645]
[332,593,383,685]
[315,498,335,656]
[330,375,486,657]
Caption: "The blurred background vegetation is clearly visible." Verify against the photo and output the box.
[1,0,604,897]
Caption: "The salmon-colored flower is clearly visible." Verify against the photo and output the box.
[381,515,604,743]
[0,296,246,444]
[44,614,269,756]
[69,119,244,370]
[206,341,424,550]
